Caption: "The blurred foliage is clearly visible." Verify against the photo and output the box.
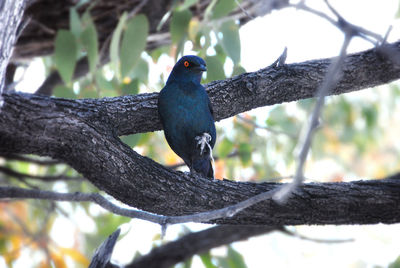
[2,0,400,267]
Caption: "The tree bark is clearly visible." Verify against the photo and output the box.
[0,0,27,92]
[127,225,280,268]
[1,43,400,225]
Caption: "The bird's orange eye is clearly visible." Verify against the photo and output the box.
[184,61,189,67]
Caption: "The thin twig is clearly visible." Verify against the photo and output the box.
[0,185,280,226]
[281,227,354,244]
[234,0,255,19]
[236,114,296,138]
[289,0,384,45]
[0,154,61,165]
[274,34,352,203]
[0,166,83,182]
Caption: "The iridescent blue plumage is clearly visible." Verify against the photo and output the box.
[158,55,216,178]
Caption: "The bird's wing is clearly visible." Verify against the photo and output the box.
[207,97,214,119]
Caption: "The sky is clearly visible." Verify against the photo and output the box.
[7,0,400,267]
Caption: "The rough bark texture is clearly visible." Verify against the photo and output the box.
[0,0,27,92]
[127,225,279,268]
[1,43,400,225]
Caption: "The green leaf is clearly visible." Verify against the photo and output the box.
[170,9,192,44]
[110,12,128,77]
[266,106,286,126]
[81,19,98,75]
[205,56,225,82]
[121,134,142,147]
[232,65,246,76]
[212,0,236,19]
[238,143,252,165]
[120,14,149,78]
[69,8,81,37]
[95,72,115,91]
[178,0,198,11]
[362,105,377,129]
[217,138,234,158]
[183,257,193,268]
[227,246,247,268]
[54,30,78,84]
[219,20,241,64]
[80,86,98,98]
[396,1,400,18]
[122,78,139,96]
[53,85,76,99]
[389,255,400,268]
[200,252,218,268]
[131,57,149,82]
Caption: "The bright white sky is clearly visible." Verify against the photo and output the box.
[8,0,400,267]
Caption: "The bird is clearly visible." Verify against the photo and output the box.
[158,55,216,178]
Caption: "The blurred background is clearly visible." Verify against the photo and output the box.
[1,0,400,267]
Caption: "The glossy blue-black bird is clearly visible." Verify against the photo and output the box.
[158,55,216,178]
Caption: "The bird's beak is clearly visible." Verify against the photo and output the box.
[194,64,207,72]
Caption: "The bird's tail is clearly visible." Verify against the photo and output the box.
[192,158,214,178]
[193,132,214,178]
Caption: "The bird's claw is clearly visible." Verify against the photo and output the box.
[195,133,212,155]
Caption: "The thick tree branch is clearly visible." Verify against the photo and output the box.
[127,225,280,268]
[0,0,27,97]
[10,42,397,134]
[1,45,400,225]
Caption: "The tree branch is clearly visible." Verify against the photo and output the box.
[126,225,280,268]
[1,174,400,226]
[0,0,27,100]
[17,42,399,135]
[1,44,400,225]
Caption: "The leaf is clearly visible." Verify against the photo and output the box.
[110,12,128,77]
[238,143,252,165]
[266,106,286,126]
[205,56,225,82]
[188,18,200,42]
[396,1,400,18]
[389,255,400,268]
[200,252,218,268]
[54,30,78,84]
[122,78,139,96]
[131,57,149,82]
[232,65,246,76]
[80,86,98,98]
[69,8,81,37]
[183,256,193,268]
[95,72,115,91]
[212,0,236,19]
[178,0,198,10]
[170,9,192,44]
[120,14,149,78]
[217,137,234,158]
[227,246,247,268]
[219,20,241,64]
[53,85,76,99]
[81,19,99,75]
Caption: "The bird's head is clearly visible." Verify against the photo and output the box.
[167,55,207,84]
